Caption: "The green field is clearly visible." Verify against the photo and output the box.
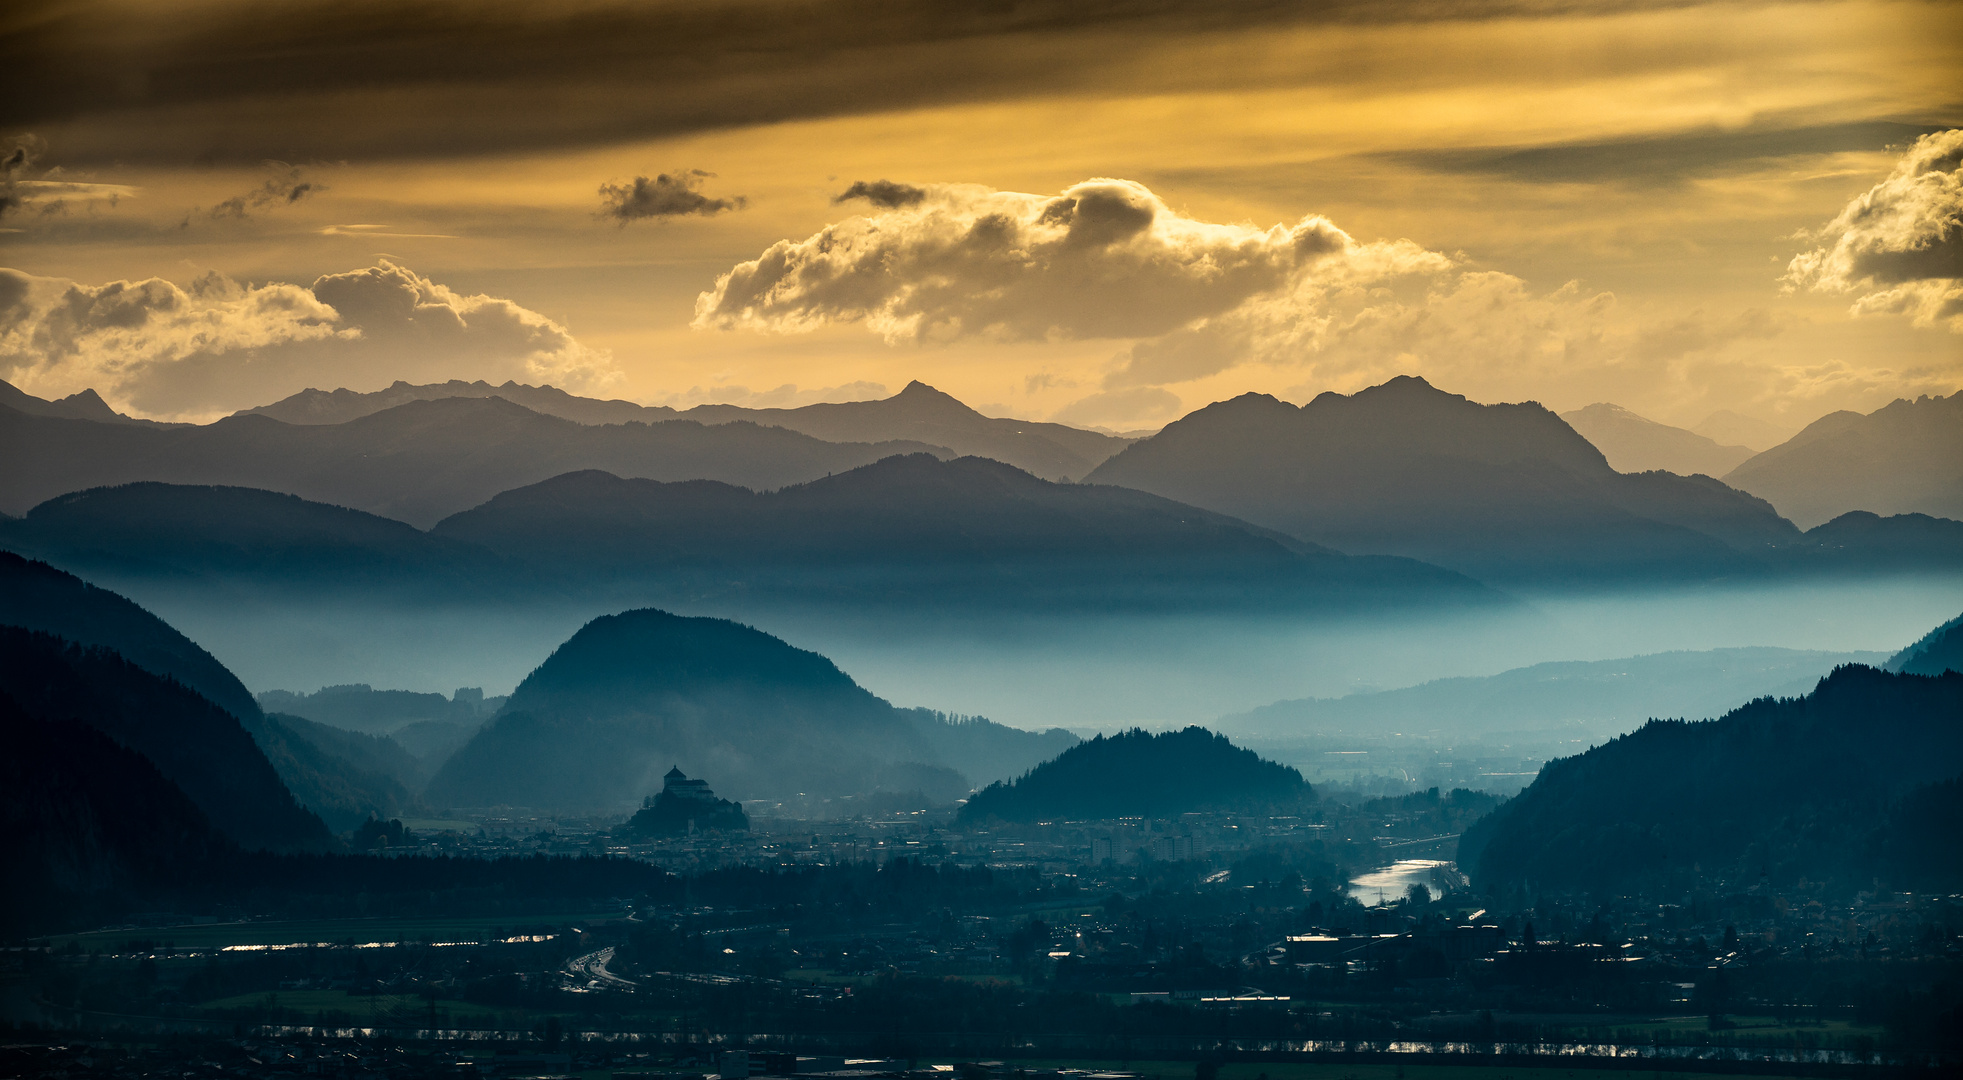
[198,989,508,1024]
[47,912,627,951]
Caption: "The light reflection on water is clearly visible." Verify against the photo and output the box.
[1347,859,1454,905]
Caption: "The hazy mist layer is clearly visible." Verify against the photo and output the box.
[102,575,1963,733]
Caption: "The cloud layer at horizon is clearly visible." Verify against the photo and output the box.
[0,261,616,420]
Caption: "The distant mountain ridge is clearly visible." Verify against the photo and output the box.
[241,378,1130,481]
[1217,646,1889,743]
[1087,376,1802,584]
[429,454,1496,611]
[0,378,178,427]
[1559,402,1757,477]
[0,395,949,528]
[1722,390,1963,528]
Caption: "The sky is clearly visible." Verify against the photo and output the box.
[2,0,1959,433]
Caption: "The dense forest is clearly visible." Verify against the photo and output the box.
[1461,664,1963,896]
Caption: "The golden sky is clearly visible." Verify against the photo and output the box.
[2,0,1959,431]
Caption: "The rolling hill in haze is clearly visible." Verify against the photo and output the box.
[1888,611,1963,676]
[425,609,974,809]
[242,378,1131,482]
[1459,663,1963,895]
[430,454,1496,611]
[1723,390,1963,528]
[1085,376,1942,585]
[1559,402,1758,477]
[1215,646,1888,744]
[0,394,949,528]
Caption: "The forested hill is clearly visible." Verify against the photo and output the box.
[0,551,261,722]
[1888,612,1963,676]
[1461,664,1963,896]
[0,626,332,852]
[958,727,1310,823]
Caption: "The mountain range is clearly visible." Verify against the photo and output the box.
[242,378,1132,482]
[429,454,1494,611]
[1558,402,1758,477]
[1086,376,1958,584]
[0,394,946,528]
[1722,390,1963,528]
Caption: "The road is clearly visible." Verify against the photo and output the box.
[564,946,637,991]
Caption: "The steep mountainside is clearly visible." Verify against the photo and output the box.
[237,378,1129,481]
[1460,664,1963,894]
[0,551,262,721]
[1218,646,1885,742]
[958,727,1310,823]
[432,454,1494,611]
[256,713,426,829]
[1087,377,1800,584]
[1724,391,1963,528]
[1889,612,1963,676]
[1560,403,1756,476]
[0,554,443,831]
[0,627,331,852]
[426,609,969,809]
[0,396,949,527]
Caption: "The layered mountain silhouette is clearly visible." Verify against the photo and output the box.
[0,483,506,598]
[1722,390,1963,528]
[1559,402,1756,477]
[0,554,430,831]
[425,609,974,809]
[1216,646,1886,743]
[1086,376,1934,584]
[431,454,1493,610]
[0,395,947,527]
[0,625,331,852]
[1460,663,1963,894]
[242,378,1131,481]
[0,379,177,427]
[958,727,1310,823]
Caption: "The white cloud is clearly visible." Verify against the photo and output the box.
[0,260,617,420]
[1785,128,1963,332]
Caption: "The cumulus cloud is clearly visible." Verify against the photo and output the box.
[1,135,44,218]
[207,161,323,219]
[0,261,616,420]
[834,179,927,208]
[696,178,1376,343]
[1785,129,1963,332]
[695,176,1827,426]
[599,170,746,222]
